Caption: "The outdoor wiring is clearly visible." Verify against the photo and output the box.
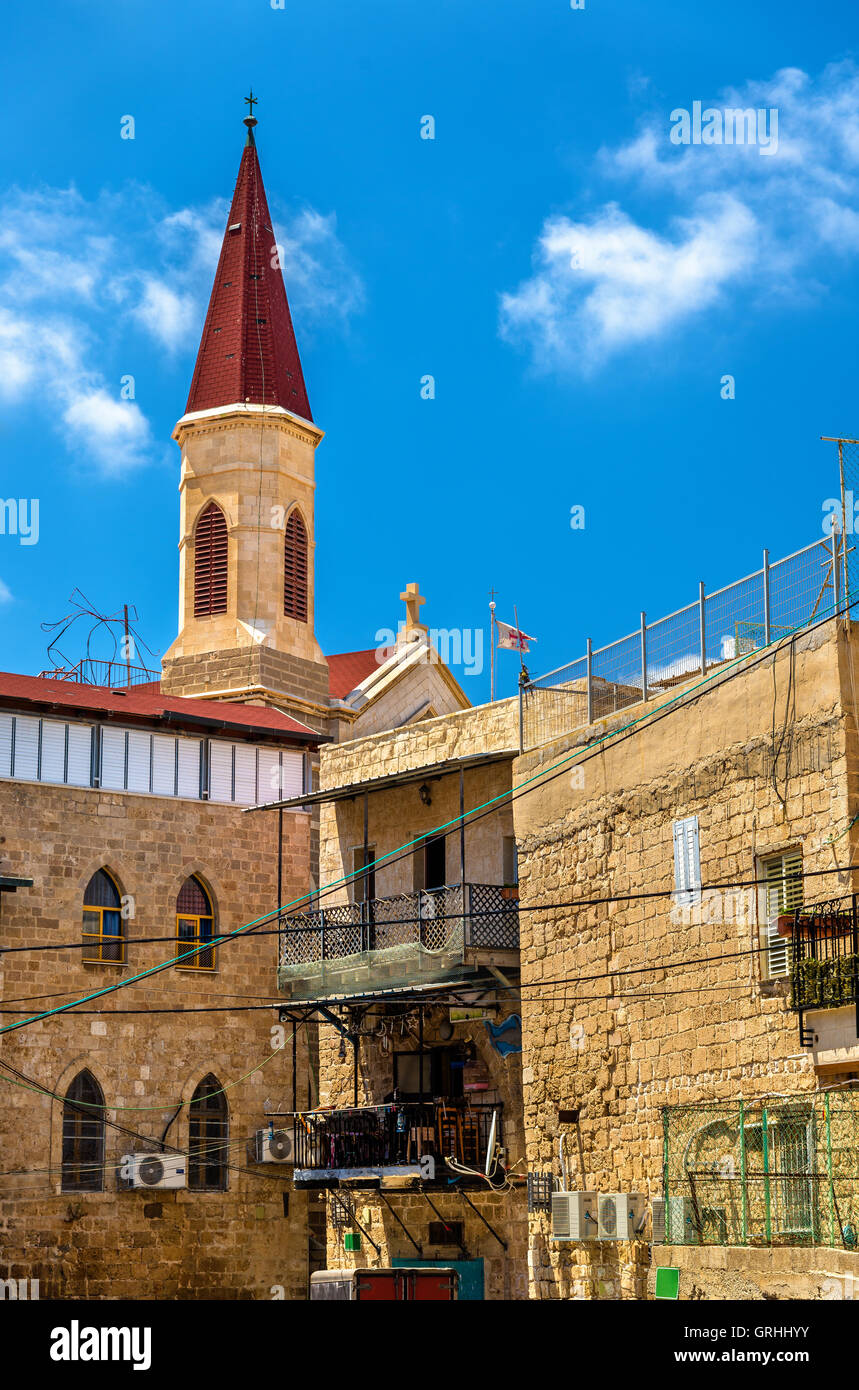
[2,860,856,958]
[1,587,853,1038]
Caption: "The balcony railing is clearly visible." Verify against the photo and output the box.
[277,883,519,1000]
[291,1100,502,1183]
[786,894,859,1045]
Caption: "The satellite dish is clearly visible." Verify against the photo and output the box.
[138,1155,165,1186]
[269,1129,294,1162]
[484,1110,498,1177]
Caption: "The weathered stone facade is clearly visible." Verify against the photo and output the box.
[0,778,314,1300]
[514,619,859,1299]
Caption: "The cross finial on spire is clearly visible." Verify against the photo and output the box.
[243,90,258,141]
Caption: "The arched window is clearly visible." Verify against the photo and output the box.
[176,875,216,970]
[82,869,124,964]
[62,1070,105,1192]
[194,502,228,618]
[283,509,308,621]
[188,1075,228,1190]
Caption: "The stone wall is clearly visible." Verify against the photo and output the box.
[0,776,313,1299]
[512,621,853,1299]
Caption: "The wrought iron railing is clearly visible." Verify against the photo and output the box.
[787,894,859,1046]
[291,1100,502,1175]
[278,883,519,970]
[38,659,160,689]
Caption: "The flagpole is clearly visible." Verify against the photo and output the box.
[513,604,527,677]
[489,599,496,702]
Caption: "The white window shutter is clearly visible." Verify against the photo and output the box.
[0,713,12,777]
[126,731,152,793]
[152,734,177,797]
[763,851,803,979]
[13,716,40,781]
[257,748,282,802]
[673,816,701,907]
[40,720,66,783]
[209,741,233,803]
[66,724,93,787]
[177,738,202,800]
[233,744,257,806]
[100,728,126,790]
[280,751,304,799]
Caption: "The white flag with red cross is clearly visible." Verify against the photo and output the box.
[496,620,536,653]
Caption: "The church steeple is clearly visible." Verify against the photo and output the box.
[185,96,312,422]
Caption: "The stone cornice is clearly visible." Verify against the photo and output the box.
[172,402,324,449]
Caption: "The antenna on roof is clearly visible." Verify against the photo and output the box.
[39,591,160,689]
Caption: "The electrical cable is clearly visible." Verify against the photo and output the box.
[1,589,852,1037]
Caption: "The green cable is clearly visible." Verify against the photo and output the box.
[0,586,844,1038]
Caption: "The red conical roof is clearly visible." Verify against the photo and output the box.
[185,125,312,421]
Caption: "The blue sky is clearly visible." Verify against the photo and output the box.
[1,0,857,700]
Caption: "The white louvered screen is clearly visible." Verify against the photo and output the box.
[673,816,702,907]
[0,713,12,777]
[281,751,305,800]
[233,744,257,806]
[177,738,201,800]
[208,741,233,803]
[66,724,92,787]
[40,720,66,784]
[152,734,177,797]
[13,716,40,781]
[100,728,126,790]
[126,731,152,794]
[257,747,282,801]
[763,850,803,979]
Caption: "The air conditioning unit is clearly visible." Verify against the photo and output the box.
[652,1196,691,1243]
[597,1192,647,1240]
[128,1152,187,1190]
[550,1191,598,1241]
[255,1127,297,1164]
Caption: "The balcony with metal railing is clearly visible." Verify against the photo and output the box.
[290,1099,503,1188]
[785,894,859,1046]
[277,883,519,1001]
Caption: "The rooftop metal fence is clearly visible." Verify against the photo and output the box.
[520,534,842,751]
[663,1094,859,1249]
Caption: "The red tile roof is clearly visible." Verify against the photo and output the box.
[0,672,321,745]
[327,649,389,699]
[185,126,312,421]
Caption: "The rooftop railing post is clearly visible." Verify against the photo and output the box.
[831,512,842,619]
[699,581,707,677]
[762,549,771,647]
[640,611,647,702]
[586,637,593,724]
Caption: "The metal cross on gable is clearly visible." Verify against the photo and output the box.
[244,90,258,117]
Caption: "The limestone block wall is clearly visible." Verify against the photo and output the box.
[512,622,853,1299]
[0,778,313,1299]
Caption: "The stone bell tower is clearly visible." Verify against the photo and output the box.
[161,99,330,728]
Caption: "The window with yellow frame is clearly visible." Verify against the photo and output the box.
[176,875,216,970]
[82,869,125,965]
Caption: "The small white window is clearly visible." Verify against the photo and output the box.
[100,728,126,790]
[673,816,702,907]
[152,734,177,797]
[40,720,66,784]
[177,739,202,800]
[208,741,233,803]
[233,745,257,806]
[126,731,152,794]
[761,850,803,978]
[0,713,11,777]
[13,715,39,781]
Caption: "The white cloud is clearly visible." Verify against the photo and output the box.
[502,60,859,371]
[0,580,12,604]
[0,181,364,470]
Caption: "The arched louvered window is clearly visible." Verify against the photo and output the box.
[188,1075,229,1190]
[283,510,308,622]
[62,1070,105,1192]
[176,875,216,970]
[82,868,124,964]
[194,503,228,618]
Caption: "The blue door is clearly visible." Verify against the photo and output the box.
[391,1257,485,1300]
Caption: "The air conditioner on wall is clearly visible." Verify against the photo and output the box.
[597,1192,647,1240]
[254,1127,297,1164]
[651,1196,691,1243]
[550,1191,598,1241]
[127,1152,187,1190]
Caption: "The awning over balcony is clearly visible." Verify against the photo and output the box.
[244,748,518,813]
